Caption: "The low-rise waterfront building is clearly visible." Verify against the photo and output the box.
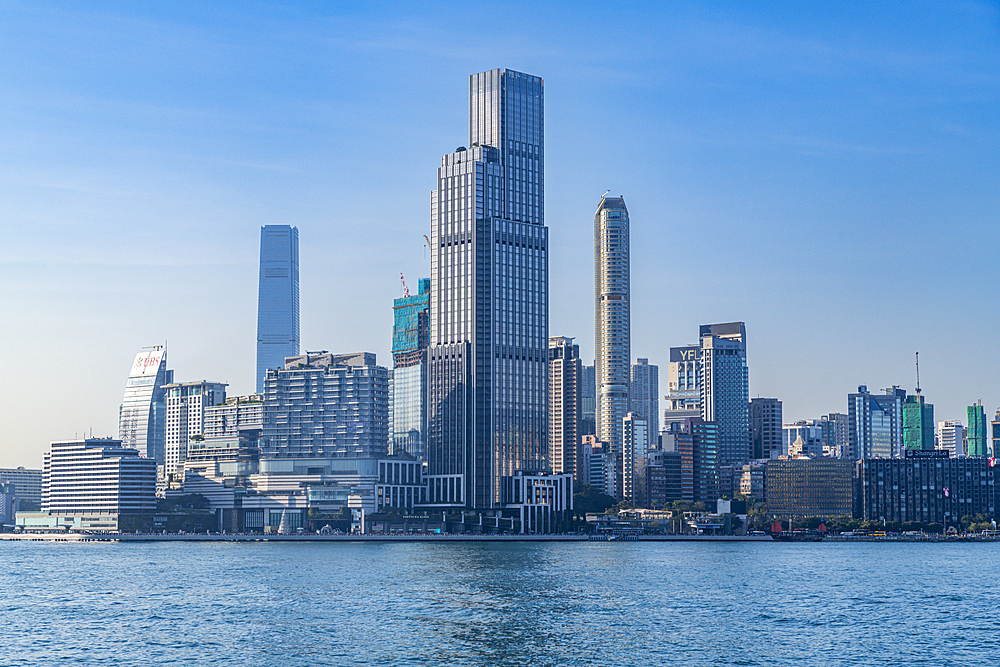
[765,457,853,518]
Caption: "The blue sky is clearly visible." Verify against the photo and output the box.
[1,1,997,467]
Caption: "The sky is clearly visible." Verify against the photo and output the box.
[1,1,997,468]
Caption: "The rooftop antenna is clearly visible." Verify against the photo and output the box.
[915,351,921,395]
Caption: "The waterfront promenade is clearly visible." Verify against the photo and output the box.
[0,532,772,543]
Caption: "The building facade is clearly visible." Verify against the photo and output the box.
[857,450,996,527]
[623,413,648,503]
[42,439,156,516]
[664,344,702,428]
[822,413,850,458]
[783,421,826,458]
[580,363,596,437]
[750,398,783,460]
[262,352,389,459]
[967,401,987,457]
[764,457,853,518]
[0,467,44,508]
[118,346,173,464]
[163,381,228,478]
[203,395,264,440]
[848,385,905,459]
[594,195,630,455]
[391,277,430,460]
[630,358,659,452]
[699,322,750,467]
[937,420,965,457]
[548,336,582,481]
[425,68,548,511]
[902,393,935,451]
[256,225,300,394]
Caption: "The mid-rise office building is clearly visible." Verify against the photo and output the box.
[902,393,935,451]
[263,352,389,459]
[425,68,549,511]
[630,359,659,452]
[848,385,905,459]
[765,457,853,518]
[549,336,582,480]
[750,398,783,459]
[664,344,701,427]
[20,438,157,532]
[391,277,430,460]
[256,225,300,394]
[583,437,617,498]
[937,420,965,457]
[595,195,631,456]
[645,448,682,508]
[857,450,996,527]
[580,364,596,436]
[671,418,720,506]
[0,467,44,507]
[163,381,228,477]
[699,322,750,467]
[739,461,766,501]
[118,346,173,463]
[967,401,987,457]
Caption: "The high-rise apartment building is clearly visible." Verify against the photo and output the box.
[549,336,582,481]
[848,385,905,459]
[163,381,228,477]
[967,401,987,456]
[391,278,430,460]
[118,346,173,464]
[256,225,300,394]
[750,398,783,459]
[595,195,630,456]
[699,322,750,467]
[623,413,648,503]
[580,364,596,436]
[937,420,965,457]
[203,395,264,440]
[630,359,659,452]
[425,68,547,511]
[902,393,935,451]
[262,352,389,459]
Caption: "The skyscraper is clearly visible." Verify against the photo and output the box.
[967,400,987,456]
[580,363,596,437]
[595,195,630,455]
[699,322,750,467]
[118,346,173,464]
[848,385,905,459]
[750,398,783,459]
[548,336,582,481]
[902,393,934,451]
[163,380,228,478]
[391,278,430,460]
[630,359,659,452]
[256,225,299,394]
[426,69,547,510]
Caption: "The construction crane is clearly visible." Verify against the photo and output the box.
[400,273,410,297]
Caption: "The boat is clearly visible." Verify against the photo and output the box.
[769,518,825,542]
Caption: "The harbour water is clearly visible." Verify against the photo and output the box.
[3,540,999,666]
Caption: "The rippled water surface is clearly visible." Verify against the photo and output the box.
[3,540,999,665]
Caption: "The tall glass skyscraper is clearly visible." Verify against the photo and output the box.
[118,346,173,464]
[595,195,630,454]
[426,68,547,510]
[391,278,430,460]
[699,322,749,467]
[256,225,299,393]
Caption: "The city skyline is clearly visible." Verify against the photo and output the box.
[2,3,998,468]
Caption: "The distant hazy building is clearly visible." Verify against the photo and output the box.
[595,195,630,456]
[262,352,389,459]
[549,336,582,481]
[993,410,1000,459]
[163,381,228,478]
[256,225,300,394]
[783,421,825,458]
[764,458,853,518]
[967,401,987,457]
[118,346,173,464]
[858,450,996,527]
[699,322,750,467]
[902,393,935,452]
[630,359,659,452]
[580,364,596,437]
[848,385,905,459]
[750,398,783,459]
[391,277,430,460]
[0,467,44,508]
[937,420,965,457]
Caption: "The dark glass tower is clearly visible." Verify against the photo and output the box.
[256,225,300,394]
[426,68,547,510]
